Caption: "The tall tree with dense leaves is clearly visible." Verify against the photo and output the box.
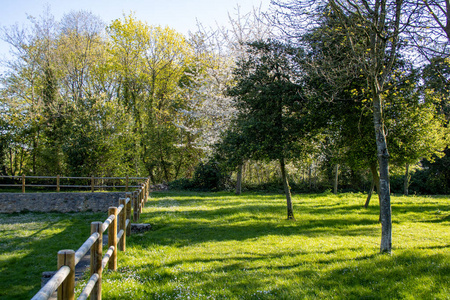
[226,40,306,220]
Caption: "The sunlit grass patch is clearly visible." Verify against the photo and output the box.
[0,211,105,299]
[1,192,448,299]
[99,191,449,299]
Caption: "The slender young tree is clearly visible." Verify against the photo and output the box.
[274,0,417,253]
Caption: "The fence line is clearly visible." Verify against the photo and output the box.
[30,178,151,300]
[0,175,148,193]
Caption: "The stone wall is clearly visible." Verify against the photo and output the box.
[0,192,127,213]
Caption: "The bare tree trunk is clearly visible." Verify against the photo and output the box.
[9,149,15,175]
[257,163,262,184]
[373,93,392,254]
[19,147,25,175]
[308,165,312,190]
[365,162,381,208]
[280,158,295,220]
[333,164,339,194]
[236,164,243,195]
[32,136,38,175]
[365,179,375,208]
[404,163,410,196]
[148,166,156,185]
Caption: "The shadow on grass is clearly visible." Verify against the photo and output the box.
[134,194,382,250]
[125,244,449,299]
[315,250,449,299]
[0,212,104,300]
[107,192,449,299]
[123,245,449,299]
[139,221,379,248]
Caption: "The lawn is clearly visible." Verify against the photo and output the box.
[1,191,449,299]
[102,191,449,299]
[0,211,105,299]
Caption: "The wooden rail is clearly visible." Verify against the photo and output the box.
[30,178,151,300]
[0,175,148,193]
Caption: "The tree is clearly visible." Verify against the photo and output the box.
[108,14,201,182]
[1,9,138,177]
[178,5,275,192]
[274,0,418,253]
[384,66,448,195]
[225,40,306,220]
[1,7,60,175]
[297,10,381,202]
[405,0,450,61]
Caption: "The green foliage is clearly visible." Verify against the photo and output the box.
[0,11,209,180]
[391,148,450,195]
[169,161,230,191]
[224,40,306,163]
[1,6,449,195]
[192,161,224,190]
[168,177,196,190]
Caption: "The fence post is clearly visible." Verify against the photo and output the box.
[108,207,118,270]
[22,174,25,193]
[126,192,132,236]
[142,183,146,204]
[91,176,95,193]
[133,191,139,222]
[118,198,126,252]
[138,187,142,214]
[57,250,75,300]
[126,175,129,192]
[90,222,102,300]
[137,190,141,219]
[144,181,148,203]
[57,175,60,192]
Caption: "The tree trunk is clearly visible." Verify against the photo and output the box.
[280,158,295,220]
[32,136,37,175]
[308,165,312,190]
[373,92,392,254]
[236,164,243,195]
[365,179,375,208]
[9,149,14,175]
[148,165,156,185]
[404,163,410,196]
[333,164,339,194]
[19,147,25,175]
[365,162,381,208]
[257,163,262,184]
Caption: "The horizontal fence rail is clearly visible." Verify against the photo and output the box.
[0,175,148,193]
[30,178,151,300]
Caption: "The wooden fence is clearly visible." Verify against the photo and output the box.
[30,178,151,300]
[0,175,147,193]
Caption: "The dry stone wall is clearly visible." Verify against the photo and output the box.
[0,192,126,213]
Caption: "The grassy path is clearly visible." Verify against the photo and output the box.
[99,192,449,299]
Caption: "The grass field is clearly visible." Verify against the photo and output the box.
[0,211,105,299]
[1,191,449,299]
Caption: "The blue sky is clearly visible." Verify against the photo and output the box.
[0,0,272,68]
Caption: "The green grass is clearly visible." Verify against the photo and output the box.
[0,211,105,299]
[1,192,449,299]
[101,191,449,299]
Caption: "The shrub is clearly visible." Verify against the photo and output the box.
[192,161,229,191]
[169,161,230,191]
